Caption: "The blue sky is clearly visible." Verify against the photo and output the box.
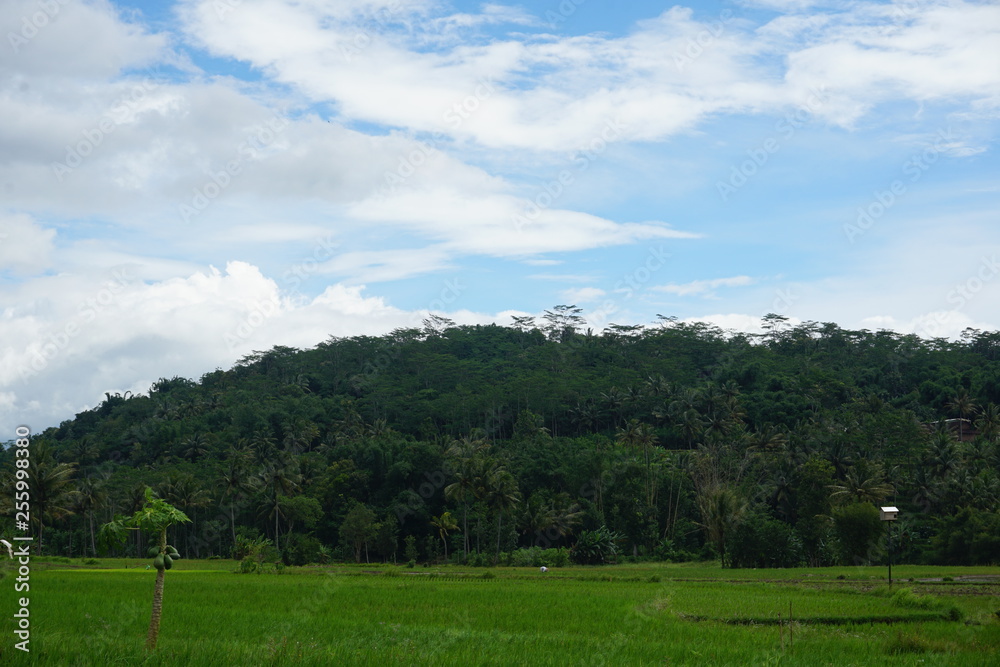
[1,0,998,433]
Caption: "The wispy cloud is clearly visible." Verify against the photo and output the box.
[654,276,754,297]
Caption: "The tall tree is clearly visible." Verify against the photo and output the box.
[219,444,259,550]
[430,511,458,560]
[28,443,78,554]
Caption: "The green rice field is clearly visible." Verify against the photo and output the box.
[1,560,998,665]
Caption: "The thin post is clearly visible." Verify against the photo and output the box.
[789,601,793,651]
[887,521,893,586]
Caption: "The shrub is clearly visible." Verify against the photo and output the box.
[728,513,804,569]
[541,548,570,568]
[509,547,541,567]
[281,533,328,566]
[571,527,623,565]
[832,503,883,565]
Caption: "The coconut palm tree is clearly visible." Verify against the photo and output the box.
[946,389,977,441]
[974,403,1000,444]
[695,484,747,568]
[219,443,258,549]
[74,475,108,557]
[483,466,521,558]
[28,443,79,554]
[258,455,302,550]
[157,472,212,556]
[444,435,490,558]
[828,464,894,504]
[430,511,458,560]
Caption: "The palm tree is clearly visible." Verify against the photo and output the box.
[615,419,657,507]
[695,484,747,568]
[974,403,1000,444]
[828,464,894,504]
[483,467,521,558]
[946,389,976,441]
[258,455,301,550]
[179,434,209,462]
[925,430,958,481]
[220,444,258,549]
[282,418,320,453]
[430,511,458,560]
[75,475,108,557]
[28,443,79,554]
[444,435,490,558]
[157,472,211,557]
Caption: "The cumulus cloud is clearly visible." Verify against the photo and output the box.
[0,259,504,433]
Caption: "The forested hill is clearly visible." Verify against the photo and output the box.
[5,315,1000,568]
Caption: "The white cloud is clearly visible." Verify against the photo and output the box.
[654,275,754,297]
[0,258,503,433]
[0,214,56,275]
[1,0,168,79]
[780,2,1000,126]
[175,0,1000,151]
[561,287,606,303]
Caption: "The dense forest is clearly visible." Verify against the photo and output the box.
[3,309,1000,568]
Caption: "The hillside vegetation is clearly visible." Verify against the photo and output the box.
[4,312,1000,568]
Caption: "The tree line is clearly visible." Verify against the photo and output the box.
[2,311,1000,567]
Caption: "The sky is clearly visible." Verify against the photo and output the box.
[1,0,998,434]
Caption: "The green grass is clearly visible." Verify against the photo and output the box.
[1,561,998,665]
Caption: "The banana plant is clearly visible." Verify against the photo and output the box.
[99,487,190,651]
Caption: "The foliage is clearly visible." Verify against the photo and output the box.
[572,526,622,565]
[832,502,884,565]
[728,512,804,568]
[6,319,1000,569]
[930,507,1000,565]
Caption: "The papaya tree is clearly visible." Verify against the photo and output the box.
[99,487,190,651]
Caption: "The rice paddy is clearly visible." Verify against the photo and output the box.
[1,560,998,665]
